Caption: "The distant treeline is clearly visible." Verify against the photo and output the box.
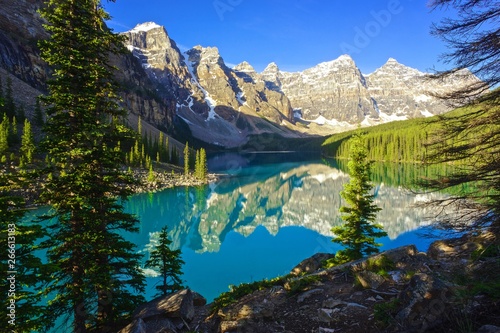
[322,118,433,163]
[321,108,475,164]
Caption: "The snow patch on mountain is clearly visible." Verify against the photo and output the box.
[130,22,161,33]
[183,52,219,121]
[311,115,353,128]
[414,94,432,103]
[420,109,434,117]
[379,110,408,122]
[236,91,246,105]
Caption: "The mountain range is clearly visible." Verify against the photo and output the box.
[0,2,481,149]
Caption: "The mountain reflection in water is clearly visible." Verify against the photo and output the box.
[123,155,443,300]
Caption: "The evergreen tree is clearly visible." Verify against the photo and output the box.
[33,98,45,126]
[4,77,16,120]
[145,226,185,296]
[16,103,26,123]
[158,131,164,162]
[194,149,200,179]
[200,148,207,180]
[133,139,140,165]
[424,0,500,232]
[0,114,9,158]
[20,119,35,167]
[38,1,145,331]
[331,133,387,263]
[194,148,208,180]
[183,142,189,176]
[141,143,146,167]
[8,116,18,145]
[0,75,4,117]
[1,157,48,332]
[147,163,155,183]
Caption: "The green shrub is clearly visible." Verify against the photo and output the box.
[211,275,289,313]
[284,275,322,295]
[365,255,395,278]
[374,298,400,326]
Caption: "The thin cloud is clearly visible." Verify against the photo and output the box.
[106,20,133,32]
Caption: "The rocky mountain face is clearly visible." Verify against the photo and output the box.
[270,55,377,124]
[123,23,298,148]
[264,55,481,127]
[0,1,482,148]
[122,22,481,146]
[365,58,480,121]
[0,0,48,91]
[0,3,178,139]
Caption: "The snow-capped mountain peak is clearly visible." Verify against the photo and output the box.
[129,21,162,33]
[120,21,483,147]
[261,62,280,75]
[234,61,256,73]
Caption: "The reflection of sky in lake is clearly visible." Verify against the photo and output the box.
[124,154,444,302]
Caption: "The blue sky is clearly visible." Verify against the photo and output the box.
[104,0,456,74]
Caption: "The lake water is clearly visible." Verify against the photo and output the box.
[121,153,443,302]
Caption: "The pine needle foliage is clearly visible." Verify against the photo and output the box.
[0,159,48,332]
[145,226,185,297]
[331,133,387,263]
[38,0,145,331]
[423,0,500,233]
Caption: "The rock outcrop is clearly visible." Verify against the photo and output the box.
[365,58,480,122]
[0,3,178,138]
[123,23,298,148]
[0,0,48,90]
[120,233,500,333]
[119,289,209,333]
[278,55,377,123]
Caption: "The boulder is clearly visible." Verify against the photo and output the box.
[351,245,417,272]
[118,318,146,333]
[133,289,194,322]
[477,325,500,333]
[192,291,207,306]
[291,253,336,276]
[427,240,458,260]
[396,273,454,332]
[355,270,386,289]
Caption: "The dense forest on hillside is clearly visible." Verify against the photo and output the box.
[322,89,499,213]
[322,107,472,163]
[0,73,208,184]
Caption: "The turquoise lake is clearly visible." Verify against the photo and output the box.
[116,153,443,302]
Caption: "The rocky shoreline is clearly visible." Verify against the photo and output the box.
[13,165,221,208]
[129,168,219,194]
[120,231,500,333]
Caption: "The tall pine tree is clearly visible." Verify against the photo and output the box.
[183,142,190,176]
[4,77,16,120]
[0,114,9,159]
[331,133,387,263]
[33,98,45,126]
[145,226,185,297]
[20,119,35,167]
[38,0,145,331]
[1,122,48,331]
